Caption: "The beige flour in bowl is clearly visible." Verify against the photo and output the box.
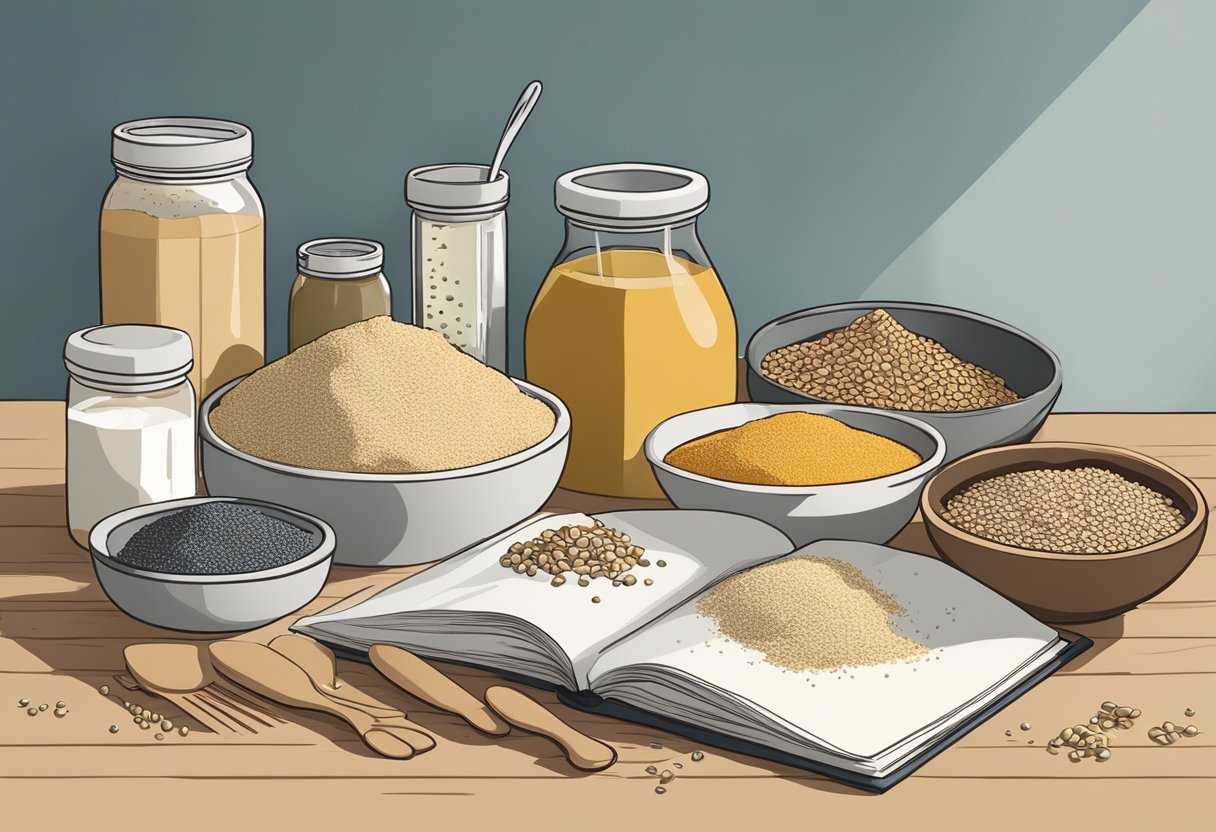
[209,317,555,474]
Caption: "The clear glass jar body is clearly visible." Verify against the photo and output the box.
[525,219,737,498]
[289,271,392,352]
[65,377,197,548]
[411,209,507,370]
[99,172,265,401]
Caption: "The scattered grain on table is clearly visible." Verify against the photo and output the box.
[760,309,1020,412]
[942,466,1186,554]
[696,556,928,672]
[211,317,554,473]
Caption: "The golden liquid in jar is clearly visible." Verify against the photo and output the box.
[100,209,265,400]
[526,249,737,498]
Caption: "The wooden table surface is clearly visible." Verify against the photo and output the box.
[0,401,1210,830]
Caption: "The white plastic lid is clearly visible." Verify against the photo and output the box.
[555,163,709,229]
[405,164,509,216]
[112,117,253,181]
[297,239,384,278]
[65,325,194,390]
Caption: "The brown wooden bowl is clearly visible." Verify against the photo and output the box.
[920,443,1207,623]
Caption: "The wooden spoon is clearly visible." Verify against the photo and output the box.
[370,644,510,736]
[485,685,616,771]
[269,635,402,718]
[208,641,435,758]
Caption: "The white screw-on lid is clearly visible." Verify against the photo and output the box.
[65,325,194,390]
[405,164,509,216]
[112,117,253,181]
[297,239,385,278]
[555,163,710,229]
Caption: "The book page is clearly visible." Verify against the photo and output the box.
[294,509,793,689]
[589,539,1061,759]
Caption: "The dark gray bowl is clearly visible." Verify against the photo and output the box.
[746,301,1062,462]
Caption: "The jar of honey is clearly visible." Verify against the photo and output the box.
[525,163,737,498]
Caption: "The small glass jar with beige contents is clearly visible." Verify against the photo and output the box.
[100,117,265,403]
[289,239,392,351]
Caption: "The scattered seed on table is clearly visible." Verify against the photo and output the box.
[140,720,150,729]
[1100,701,1117,713]
[132,716,141,725]
[1184,725,1200,737]
[55,701,65,709]
[691,750,704,762]
[644,578,653,586]
[1095,748,1111,762]
[18,698,29,707]
[659,770,675,784]
[154,733,164,741]
[161,720,173,731]
[1185,708,1195,717]
[1004,729,1012,737]
[54,708,68,718]
[649,742,663,750]
[1163,721,1176,732]
[27,708,37,717]
[109,725,119,734]
[656,560,667,568]
[179,726,189,737]
[99,685,110,696]
[150,713,161,723]
[645,766,658,775]
[673,763,683,769]
[591,596,601,604]
[654,787,667,795]
[1020,722,1031,731]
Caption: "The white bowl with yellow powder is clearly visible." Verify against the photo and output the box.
[198,317,570,567]
[645,403,945,547]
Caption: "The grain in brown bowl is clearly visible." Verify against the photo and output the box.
[920,443,1206,623]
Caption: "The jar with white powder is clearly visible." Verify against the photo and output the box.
[64,325,197,548]
[405,164,508,370]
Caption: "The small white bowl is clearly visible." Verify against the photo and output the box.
[89,496,335,633]
[644,403,946,546]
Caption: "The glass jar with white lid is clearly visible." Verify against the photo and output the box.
[405,164,508,371]
[64,325,197,548]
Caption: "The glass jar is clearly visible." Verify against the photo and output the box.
[64,325,197,548]
[405,164,507,370]
[289,238,392,351]
[525,163,737,498]
[100,117,265,403]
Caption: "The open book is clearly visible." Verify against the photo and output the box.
[294,510,1088,791]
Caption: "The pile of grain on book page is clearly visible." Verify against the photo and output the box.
[210,316,555,474]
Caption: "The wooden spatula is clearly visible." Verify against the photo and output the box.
[370,644,510,736]
[485,685,617,771]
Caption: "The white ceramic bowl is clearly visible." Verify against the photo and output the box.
[644,403,946,546]
[200,376,571,567]
[90,496,335,633]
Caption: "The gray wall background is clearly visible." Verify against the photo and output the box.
[3,0,1185,409]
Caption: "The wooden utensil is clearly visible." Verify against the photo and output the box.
[269,634,402,718]
[208,641,435,758]
[124,643,284,734]
[484,685,616,771]
[369,644,510,736]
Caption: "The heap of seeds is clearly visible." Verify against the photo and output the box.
[212,316,555,473]
[760,309,1021,412]
[941,466,1187,554]
[499,519,648,588]
[114,502,316,575]
[696,556,928,672]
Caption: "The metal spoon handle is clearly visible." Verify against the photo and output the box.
[487,80,542,182]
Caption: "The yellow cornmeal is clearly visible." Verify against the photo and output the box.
[664,412,922,486]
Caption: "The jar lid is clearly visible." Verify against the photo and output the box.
[405,164,509,216]
[297,239,385,278]
[555,163,709,229]
[65,325,194,389]
[112,117,253,181]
